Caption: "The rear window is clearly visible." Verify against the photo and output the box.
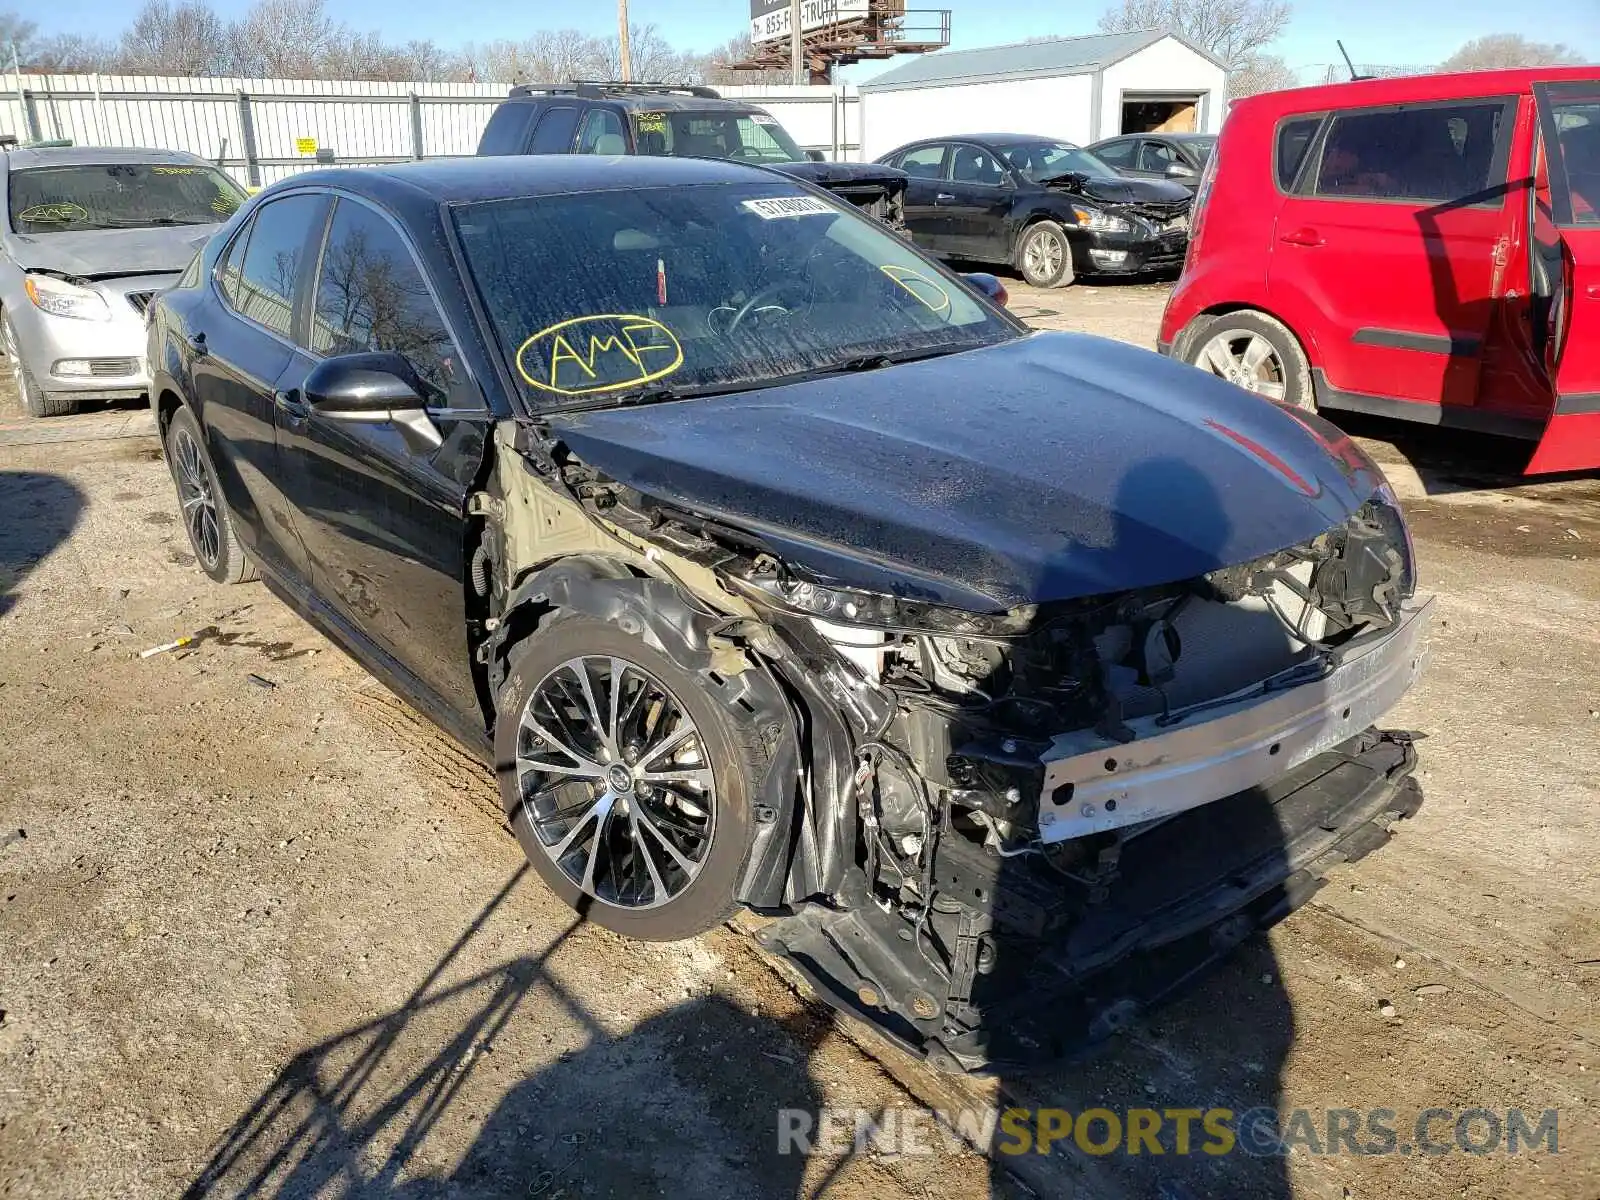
[1310,101,1511,204]
[1275,117,1322,190]
[8,162,246,233]
[631,109,804,164]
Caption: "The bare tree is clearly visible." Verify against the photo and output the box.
[1228,52,1298,97]
[699,33,787,84]
[1097,0,1291,70]
[118,0,228,76]
[1439,33,1584,72]
[25,34,116,71]
[226,0,338,78]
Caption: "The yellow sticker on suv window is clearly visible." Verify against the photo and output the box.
[17,201,89,223]
[634,112,666,133]
[151,166,204,174]
[880,264,951,314]
[516,314,684,396]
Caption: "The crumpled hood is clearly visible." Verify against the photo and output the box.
[1045,173,1191,206]
[8,224,217,277]
[768,160,908,193]
[547,332,1386,612]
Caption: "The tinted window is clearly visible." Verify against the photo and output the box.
[1276,117,1322,190]
[898,145,948,179]
[478,104,535,156]
[1548,96,1600,225]
[951,144,1006,185]
[1093,139,1136,167]
[7,162,246,233]
[1312,102,1508,202]
[1138,140,1176,172]
[216,222,250,308]
[311,199,468,404]
[232,194,324,338]
[528,106,579,153]
[577,108,628,155]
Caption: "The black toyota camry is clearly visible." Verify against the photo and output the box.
[150,155,1430,1072]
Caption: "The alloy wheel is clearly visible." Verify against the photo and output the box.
[1024,230,1064,281]
[1195,328,1288,402]
[172,425,221,569]
[515,656,716,911]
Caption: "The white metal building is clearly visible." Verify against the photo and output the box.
[858,29,1228,160]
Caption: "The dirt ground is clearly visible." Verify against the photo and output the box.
[2,279,1597,1200]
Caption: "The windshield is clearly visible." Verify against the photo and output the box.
[454,182,1016,411]
[631,109,806,164]
[997,141,1121,183]
[8,162,247,233]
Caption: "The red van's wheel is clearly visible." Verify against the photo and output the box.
[1180,311,1313,410]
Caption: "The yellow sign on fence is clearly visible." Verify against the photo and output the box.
[294,137,318,155]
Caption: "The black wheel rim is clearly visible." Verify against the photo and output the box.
[172,426,221,569]
[516,655,716,910]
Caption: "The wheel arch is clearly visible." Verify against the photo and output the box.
[1182,302,1322,372]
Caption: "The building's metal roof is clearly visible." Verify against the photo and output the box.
[859,29,1226,92]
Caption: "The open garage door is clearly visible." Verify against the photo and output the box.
[1121,95,1201,134]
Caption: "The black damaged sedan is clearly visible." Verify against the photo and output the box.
[150,155,1430,1072]
[877,135,1194,288]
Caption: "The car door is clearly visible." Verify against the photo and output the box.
[191,191,329,582]
[891,144,953,253]
[271,194,491,720]
[1525,79,1600,473]
[1267,96,1517,412]
[943,142,1017,262]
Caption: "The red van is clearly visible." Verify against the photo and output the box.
[1159,68,1600,474]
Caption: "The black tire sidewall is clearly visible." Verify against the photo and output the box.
[494,614,757,942]
[1182,311,1313,411]
[1018,222,1074,288]
[164,404,242,584]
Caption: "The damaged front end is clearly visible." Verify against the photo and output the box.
[496,419,1429,1073]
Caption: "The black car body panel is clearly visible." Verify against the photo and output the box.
[550,332,1382,611]
[876,134,1193,276]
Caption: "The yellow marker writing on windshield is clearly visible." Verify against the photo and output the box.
[516,314,684,396]
[880,264,952,315]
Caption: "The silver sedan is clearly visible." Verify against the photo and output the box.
[1,145,247,417]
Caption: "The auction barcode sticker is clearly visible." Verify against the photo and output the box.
[741,196,835,219]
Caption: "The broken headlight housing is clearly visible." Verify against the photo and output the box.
[733,567,1033,637]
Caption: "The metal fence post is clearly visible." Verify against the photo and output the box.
[830,89,839,161]
[409,91,424,160]
[19,88,40,142]
[236,89,260,187]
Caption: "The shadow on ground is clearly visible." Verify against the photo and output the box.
[0,470,86,618]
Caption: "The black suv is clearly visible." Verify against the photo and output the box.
[476,81,907,228]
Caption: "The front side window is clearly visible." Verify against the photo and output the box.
[230,194,325,339]
[311,199,468,403]
[8,161,247,233]
[951,145,1007,186]
[453,183,1017,411]
[1540,85,1600,225]
[576,109,628,155]
[1138,140,1176,172]
[997,141,1120,183]
[1311,101,1509,203]
[633,110,805,164]
[897,145,949,179]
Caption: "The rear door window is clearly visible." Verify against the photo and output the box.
[576,108,628,155]
[1309,101,1512,204]
[229,193,327,339]
[528,106,580,154]
[1275,117,1323,190]
[1093,138,1136,168]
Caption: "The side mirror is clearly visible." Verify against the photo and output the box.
[304,352,442,453]
[963,272,1009,307]
[806,149,826,162]
[1166,162,1198,181]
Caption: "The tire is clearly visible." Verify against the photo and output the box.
[1016,220,1075,288]
[495,613,764,941]
[1179,310,1314,411]
[163,404,258,584]
[3,316,77,417]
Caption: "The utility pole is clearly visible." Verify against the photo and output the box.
[618,0,633,81]
[789,0,804,84]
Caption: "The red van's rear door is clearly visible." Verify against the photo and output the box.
[1526,80,1600,474]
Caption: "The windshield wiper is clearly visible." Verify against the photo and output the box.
[807,344,982,376]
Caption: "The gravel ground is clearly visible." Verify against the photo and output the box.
[2,278,1597,1200]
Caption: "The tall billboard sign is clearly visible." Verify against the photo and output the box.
[749,0,872,44]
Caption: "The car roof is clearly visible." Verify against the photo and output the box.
[505,86,759,114]
[2,145,215,170]
[1230,64,1600,118]
[269,154,792,210]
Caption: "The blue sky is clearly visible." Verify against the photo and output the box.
[30,0,1600,84]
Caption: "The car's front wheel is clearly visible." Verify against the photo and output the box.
[3,316,77,418]
[164,404,258,584]
[1179,310,1314,410]
[1016,221,1075,288]
[495,614,762,941]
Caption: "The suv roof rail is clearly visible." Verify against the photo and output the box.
[508,81,722,100]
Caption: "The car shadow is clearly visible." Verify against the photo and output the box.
[0,470,86,619]
[183,865,825,1199]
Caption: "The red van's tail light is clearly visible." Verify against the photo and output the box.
[1183,143,1221,274]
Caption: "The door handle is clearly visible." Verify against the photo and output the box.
[936,192,956,203]
[273,389,310,420]
[1279,227,1323,247]
[187,331,209,357]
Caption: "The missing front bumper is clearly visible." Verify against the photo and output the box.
[757,728,1422,1074]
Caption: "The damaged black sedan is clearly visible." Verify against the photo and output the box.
[149,155,1429,1073]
